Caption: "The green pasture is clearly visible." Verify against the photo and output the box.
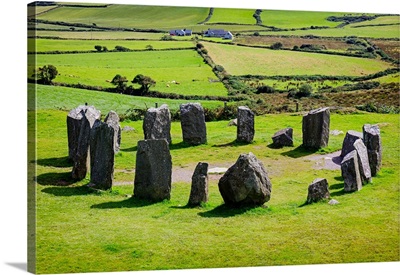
[203,42,393,76]
[30,38,195,52]
[33,102,399,273]
[207,8,258,25]
[32,30,167,40]
[36,5,209,30]
[348,15,400,27]
[29,50,227,96]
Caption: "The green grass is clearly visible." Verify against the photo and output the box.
[203,42,393,76]
[207,8,258,25]
[32,30,168,40]
[30,38,195,52]
[29,50,227,96]
[34,106,399,273]
[349,15,400,27]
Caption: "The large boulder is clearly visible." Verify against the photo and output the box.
[340,130,363,158]
[306,178,330,204]
[218,153,272,207]
[363,124,382,176]
[237,106,255,143]
[302,107,330,149]
[271,128,293,147]
[143,104,172,144]
[188,162,209,206]
[341,150,362,192]
[134,139,172,201]
[89,120,115,190]
[104,110,121,153]
[353,139,372,184]
[180,103,207,145]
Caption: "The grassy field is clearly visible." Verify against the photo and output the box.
[29,50,227,96]
[207,8,258,25]
[349,15,399,27]
[203,42,393,76]
[31,30,168,40]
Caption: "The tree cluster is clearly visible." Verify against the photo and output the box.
[111,74,156,95]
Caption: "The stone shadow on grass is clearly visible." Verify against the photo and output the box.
[120,145,138,152]
[281,145,319,158]
[212,140,251,148]
[169,141,195,150]
[35,171,77,186]
[198,204,251,218]
[35,156,72,168]
[41,185,90,197]
[90,197,158,209]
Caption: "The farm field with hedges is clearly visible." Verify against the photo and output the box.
[28,2,399,274]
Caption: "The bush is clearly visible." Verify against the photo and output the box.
[287,84,313,99]
[271,42,283,50]
[115,45,131,52]
[256,85,275,94]
[94,45,102,52]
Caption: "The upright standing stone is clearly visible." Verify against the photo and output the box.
[237,106,255,143]
[306,178,330,204]
[302,107,330,149]
[67,105,101,180]
[218,152,272,207]
[188,162,209,206]
[143,104,172,144]
[363,124,382,176]
[104,111,121,153]
[134,139,172,201]
[341,150,362,192]
[89,120,115,190]
[272,128,293,147]
[353,139,372,184]
[340,130,363,157]
[180,103,207,145]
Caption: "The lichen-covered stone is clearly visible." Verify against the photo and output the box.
[272,128,293,147]
[340,130,363,158]
[180,103,207,145]
[302,107,330,149]
[104,110,121,153]
[143,104,172,144]
[306,178,330,204]
[237,106,255,143]
[363,124,382,176]
[341,150,362,192]
[188,162,209,206]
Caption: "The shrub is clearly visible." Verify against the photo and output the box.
[115,45,130,52]
[256,85,275,94]
[32,64,58,84]
[271,42,283,50]
[94,45,102,52]
[146,45,154,50]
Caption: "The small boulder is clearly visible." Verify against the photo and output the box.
[188,162,209,206]
[306,178,330,204]
[271,128,293,147]
[228,118,237,127]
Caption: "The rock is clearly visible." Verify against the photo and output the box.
[68,105,101,180]
[218,153,272,207]
[353,139,372,183]
[363,124,382,176]
[104,111,121,153]
[134,139,172,201]
[208,167,228,174]
[302,107,330,149]
[89,120,115,190]
[237,106,255,143]
[330,130,344,136]
[122,126,135,132]
[188,162,209,206]
[306,178,330,204]
[143,104,172,144]
[180,103,207,145]
[328,199,339,205]
[340,130,363,157]
[228,118,237,126]
[272,127,293,147]
[341,150,362,192]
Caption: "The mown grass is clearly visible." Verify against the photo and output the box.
[203,42,393,76]
[29,50,227,96]
[207,8,258,25]
[34,106,399,273]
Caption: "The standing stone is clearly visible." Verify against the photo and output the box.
[67,105,100,160]
[340,130,363,157]
[306,178,330,204]
[302,107,330,149]
[134,139,172,201]
[237,106,255,143]
[104,111,121,153]
[180,103,207,145]
[363,124,382,176]
[272,127,293,147]
[68,105,101,181]
[218,152,272,207]
[143,104,172,144]
[188,162,209,206]
[353,139,372,184]
[341,150,362,192]
[89,120,115,190]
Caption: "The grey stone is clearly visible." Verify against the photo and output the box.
[340,130,363,157]
[237,106,255,143]
[353,139,372,183]
[188,162,209,206]
[272,127,293,147]
[218,152,272,207]
[134,139,172,201]
[104,111,121,153]
[180,103,207,145]
[306,178,330,204]
[363,124,382,176]
[341,150,362,192]
[302,107,330,149]
[228,118,237,127]
[143,104,172,144]
[328,199,339,205]
[122,126,135,132]
[89,120,115,190]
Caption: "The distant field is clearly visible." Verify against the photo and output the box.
[30,50,227,96]
[32,30,167,40]
[36,5,209,30]
[30,38,195,52]
[28,5,57,16]
[349,15,400,27]
[203,42,392,76]
[207,8,257,24]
